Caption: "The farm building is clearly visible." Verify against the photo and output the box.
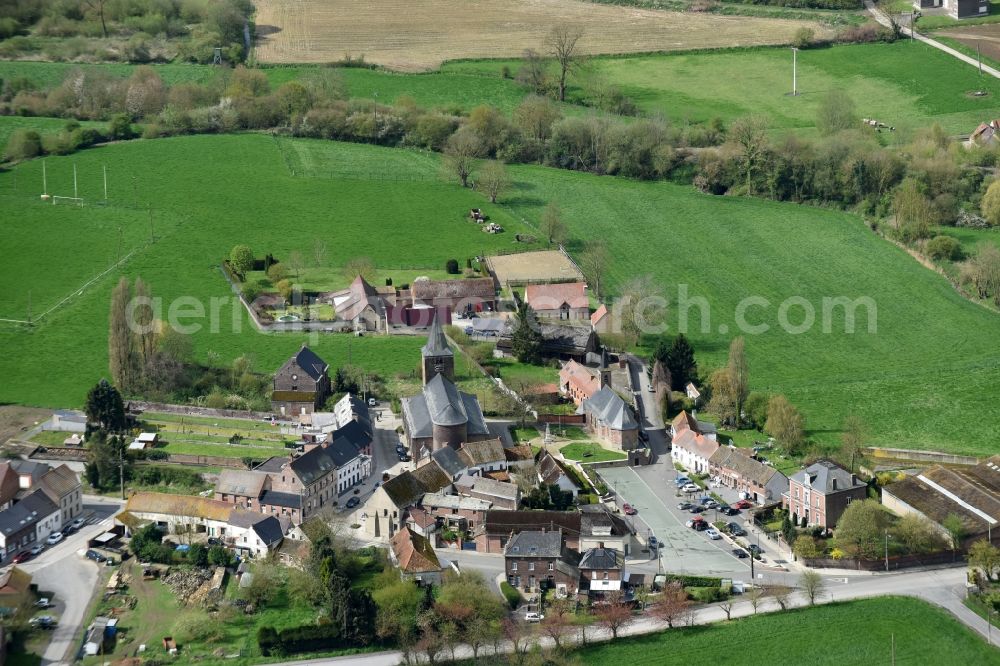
[525,282,590,321]
[590,304,611,333]
[882,456,1000,547]
[409,277,497,315]
[485,249,585,289]
[271,345,331,417]
[497,323,598,361]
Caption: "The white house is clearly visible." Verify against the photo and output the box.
[671,430,719,475]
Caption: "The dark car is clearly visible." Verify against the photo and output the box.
[207,537,221,546]
[691,520,708,531]
[11,551,32,564]
[748,544,763,555]
[345,497,361,509]
[727,523,746,537]
[677,502,693,511]
[688,505,705,514]
[85,549,105,562]
[398,452,411,462]
[61,524,76,536]
[732,548,749,558]
[721,506,740,516]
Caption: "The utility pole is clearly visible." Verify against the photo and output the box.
[73,163,78,199]
[791,47,799,96]
[372,92,378,145]
[42,160,47,196]
[979,42,983,76]
[884,529,890,572]
[103,164,108,201]
[119,437,125,500]
[891,632,895,666]
[148,206,154,243]
[27,291,32,325]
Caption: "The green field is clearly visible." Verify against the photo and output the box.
[1,128,999,452]
[0,115,106,150]
[572,597,998,664]
[560,442,627,462]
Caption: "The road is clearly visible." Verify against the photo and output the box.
[16,496,124,666]
[433,548,504,593]
[626,356,668,457]
[865,0,1000,79]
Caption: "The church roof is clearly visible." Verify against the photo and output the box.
[422,316,453,358]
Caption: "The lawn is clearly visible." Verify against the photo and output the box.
[571,597,998,664]
[30,430,73,446]
[560,441,627,462]
[489,356,559,388]
[1,134,1000,454]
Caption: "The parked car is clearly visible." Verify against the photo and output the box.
[398,452,411,462]
[395,444,407,455]
[732,548,749,558]
[734,499,753,510]
[748,544,763,555]
[705,528,722,540]
[688,505,704,514]
[30,544,44,556]
[345,497,361,509]
[622,503,637,515]
[727,523,746,536]
[525,612,544,623]
[70,517,86,529]
[720,506,740,516]
[691,520,708,531]
[11,551,32,564]
[681,483,699,493]
[675,477,691,486]
[85,549,106,562]
[368,397,377,407]
[648,536,660,549]
[29,615,55,629]
[207,537,221,546]
[677,501,693,511]
[45,532,63,546]
[61,524,76,536]
[35,598,51,608]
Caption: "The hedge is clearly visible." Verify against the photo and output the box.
[664,574,722,588]
[258,623,350,657]
[500,581,522,610]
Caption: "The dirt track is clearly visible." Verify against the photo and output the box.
[936,23,1000,64]
[253,0,835,71]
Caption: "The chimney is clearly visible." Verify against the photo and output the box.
[832,478,838,491]
[851,474,858,486]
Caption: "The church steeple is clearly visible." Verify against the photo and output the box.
[421,315,454,384]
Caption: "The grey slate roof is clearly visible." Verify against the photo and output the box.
[288,445,340,485]
[421,316,453,358]
[259,490,301,509]
[326,438,362,467]
[251,516,285,546]
[215,470,268,498]
[0,488,58,537]
[330,419,372,453]
[792,460,864,494]
[431,447,466,478]
[505,530,562,558]
[582,386,639,431]
[455,472,519,501]
[402,374,489,439]
[578,547,624,570]
[281,345,329,382]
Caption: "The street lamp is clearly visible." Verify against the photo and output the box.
[884,530,891,572]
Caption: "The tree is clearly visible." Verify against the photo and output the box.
[816,89,858,136]
[708,368,737,426]
[229,245,254,279]
[651,581,691,628]
[664,334,697,392]
[132,277,155,370]
[719,598,735,620]
[771,586,792,611]
[841,414,866,473]
[478,160,510,203]
[373,578,423,644]
[545,24,584,102]
[799,570,825,605]
[443,130,482,188]
[3,129,42,161]
[746,585,764,614]
[892,179,933,242]
[514,95,562,142]
[966,244,1000,305]
[834,499,891,560]
[765,394,805,454]
[942,513,966,559]
[288,250,305,279]
[109,277,137,393]
[619,274,666,346]
[895,514,947,554]
[793,536,822,560]
[511,301,543,365]
[540,202,567,245]
[580,243,610,299]
[518,49,550,95]
[980,179,1000,227]
[926,235,962,261]
[85,430,129,493]
[969,540,1000,583]
[726,337,749,428]
[540,599,573,650]
[593,590,633,639]
[85,379,126,433]
[240,561,282,608]
[343,256,376,283]
[729,115,769,194]
[313,238,329,268]
[83,0,109,38]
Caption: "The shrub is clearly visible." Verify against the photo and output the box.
[107,114,136,141]
[445,258,460,274]
[664,574,722,588]
[926,235,963,261]
[500,581,522,609]
[3,129,42,161]
[792,27,815,49]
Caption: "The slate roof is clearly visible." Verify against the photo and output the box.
[278,345,329,382]
[710,447,781,487]
[402,374,489,439]
[251,516,285,546]
[259,489,301,509]
[539,324,596,355]
[431,447,466,478]
[411,277,495,302]
[326,438,363,467]
[215,470,268,498]
[382,461,452,508]
[287,445,340,485]
[792,460,864,494]
[582,386,639,431]
[391,526,441,573]
[505,530,562,558]
[11,460,51,484]
[37,465,79,501]
[579,504,632,537]
[0,489,58,537]
[422,316,453,358]
[457,438,506,467]
[526,282,589,311]
[455,473,519,501]
[470,318,511,335]
[578,547,624,570]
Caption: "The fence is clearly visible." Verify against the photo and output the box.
[866,447,980,466]
[130,400,275,421]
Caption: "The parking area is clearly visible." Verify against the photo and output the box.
[599,464,753,578]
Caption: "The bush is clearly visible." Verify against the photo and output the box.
[792,27,815,49]
[107,114,136,141]
[926,235,963,261]
[664,574,723,588]
[445,258,460,274]
[500,581,522,609]
[687,586,729,603]
[3,129,42,161]
[208,545,232,566]
[258,622,347,656]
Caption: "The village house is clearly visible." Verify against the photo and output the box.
[271,345,331,417]
[882,456,1000,547]
[36,464,82,524]
[913,0,989,20]
[390,526,444,586]
[0,489,60,559]
[0,567,32,616]
[671,429,719,475]
[252,443,346,522]
[214,469,270,511]
[457,438,508,475]
[581,386,640,451]
[11,460,52,493]
[475,505,631,554]
[364,461,452,539]
[504,530,580,598]
[454,472,520,510]
[525,282,590,321]
[538,451,581,497]
[669,410,717,441]
[0,463,21,511]
[327,275,386,332]
[579,504,633,555]
[416,491,492,537]
[409,277,497,315]
[783,460,867,531]
[590,303,611,334]
[578,547,625,599]
[559,359,608,406]
[710,446,789,504]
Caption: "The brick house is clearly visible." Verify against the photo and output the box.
[454,472,519,510]
[783,460,867,531]
[390,527,443,586]
[364,461,452,539]
[36,465,82,524]
[709,446,789,505]
[590,303,611,333]
[504,530,579,597]
[578,547,624,598]
[525,282,589,321]
[581,386,639,451]
[271,345,330,418]
[415,491,492,539]
[475,506,632,554]
[253,445,343,522]
[558,359,606,406]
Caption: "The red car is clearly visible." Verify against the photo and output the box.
[734,499,753,510]
[11,551,32,564]
[623,503,637,515]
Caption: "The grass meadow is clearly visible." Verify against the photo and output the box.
[572,597,999,664]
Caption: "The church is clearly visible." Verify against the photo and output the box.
[401,316,492,460]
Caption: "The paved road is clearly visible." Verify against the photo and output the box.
[866,0,1000,79]
[626,356,668,457]
[433,548,504,593]
[15,496,124,666]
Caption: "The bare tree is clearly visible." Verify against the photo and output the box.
[652,581,691,628]
[540,599,573,650]
[580,243,610,299]
[719,598,734,620]
[478,160,510,203]
[746,585,765,614]
[443,130,482,188]
[619,274,667,346]
[288,250,305,279]
[503,617,529,663]
[84,0,109,38]
[727,337,749,428]
[109,277,137,392]
[545,25,584,102]
[593,590,634,639]
[729,115,769,195]
[313,238,329,268]
[799,570,826,606]
[518,49,550,95]
[771,585,792,611]
[540,202,567,246]
[841,414,866,473]
[343,256,376,283]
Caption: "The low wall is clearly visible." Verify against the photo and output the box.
[805,550,962,571]
[866,447,979,466]
[130,401,275,421]
[536,414,586,425]
[165,454,250,468]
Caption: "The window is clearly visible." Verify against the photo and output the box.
[512,562,518,571]
[603,572,609,580]
[548,562,554,571]
[529,562,535,571]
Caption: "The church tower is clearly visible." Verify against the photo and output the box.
[421,315,454,385]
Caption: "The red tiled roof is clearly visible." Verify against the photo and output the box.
[590,303,608,327]
[391,527,441,573]
[526,282,588,311]
[560,360,599,398]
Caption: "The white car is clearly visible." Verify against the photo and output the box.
[681,483,699,493]
[70,517,86,529]
[35,598,51,608]
[524,612,544,623]
[705,528,722,540]
[45,532,64,545]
